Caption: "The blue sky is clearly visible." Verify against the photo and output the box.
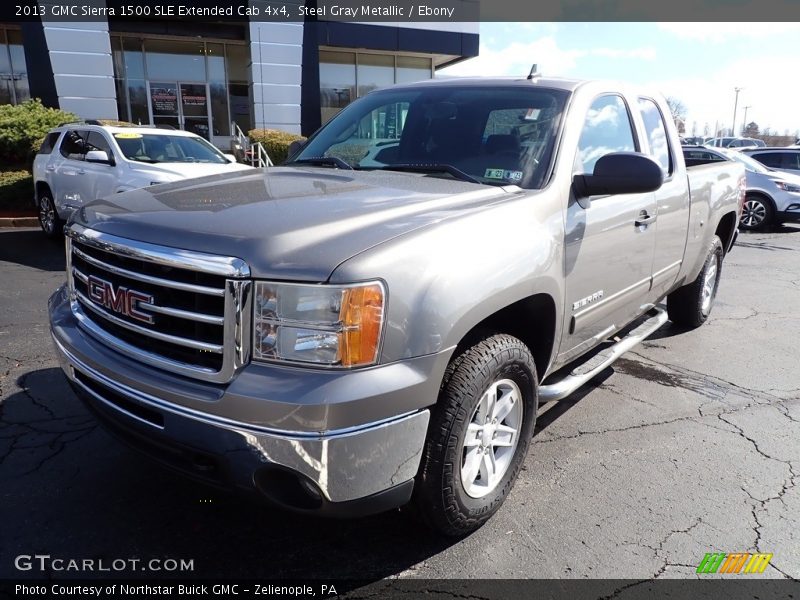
[439,23,800,136]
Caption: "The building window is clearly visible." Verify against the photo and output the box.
[0,27,30,105]
[319,50,433,124]
[110,35,250,141]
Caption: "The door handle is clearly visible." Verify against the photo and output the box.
[635,211,656,227]
[46,165,56,172]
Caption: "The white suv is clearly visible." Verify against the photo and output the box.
[33,123,253,237]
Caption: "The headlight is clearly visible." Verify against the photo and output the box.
[775,181,800,193]
[253,281,385,367]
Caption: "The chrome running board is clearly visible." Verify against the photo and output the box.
[539,307,668,403]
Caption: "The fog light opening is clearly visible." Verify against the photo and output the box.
[254,467,324,510]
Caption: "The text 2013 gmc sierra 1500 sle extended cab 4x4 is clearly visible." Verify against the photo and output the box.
[49,77,744,535]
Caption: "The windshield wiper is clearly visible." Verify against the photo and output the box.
[290,157,353,170]
[130,157,159,164]
[378,163,480,184]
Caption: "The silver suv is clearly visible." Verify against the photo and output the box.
[743,148,800,177]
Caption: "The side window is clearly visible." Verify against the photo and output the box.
[59,130,88,161]
[575,95,636,174]
[638,98,672,176]
[754,152,783,169]
[39,132,62,155]
[788,153,800,170]
[85,132,113,159]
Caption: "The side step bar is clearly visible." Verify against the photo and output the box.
[538,307,668,403]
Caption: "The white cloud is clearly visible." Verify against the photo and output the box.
[658,22,800,43]
[649,55,800,135]
[439,37,655,78]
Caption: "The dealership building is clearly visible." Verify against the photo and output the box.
[1,8,477,148]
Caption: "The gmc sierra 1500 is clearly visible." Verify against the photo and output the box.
[49,76,744,535]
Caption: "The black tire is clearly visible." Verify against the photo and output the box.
[413,334,538,536]
[38,190,64,239]
[739,194,774,231]
[667,235,724,328]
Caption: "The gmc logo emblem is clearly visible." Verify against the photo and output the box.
[87,275,154,324]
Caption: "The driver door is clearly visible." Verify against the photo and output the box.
[559,94,657,362]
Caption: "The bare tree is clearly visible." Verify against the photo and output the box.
[665,97,688,131]
[743,122,759,137]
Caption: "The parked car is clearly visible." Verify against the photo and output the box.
[50,77,743,536]
[32,123,253,238]
[705,136,766,149]
[743,148,800,176]
[683,145,800,230]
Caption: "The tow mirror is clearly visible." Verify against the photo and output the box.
[573,152,663,205]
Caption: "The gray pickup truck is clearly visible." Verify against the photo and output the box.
[49,76,744,535]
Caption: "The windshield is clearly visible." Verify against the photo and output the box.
[113,133,228,164]
[721,148,771,174]
[289,85,569,188]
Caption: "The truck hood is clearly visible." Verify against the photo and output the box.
[73,167,515,280]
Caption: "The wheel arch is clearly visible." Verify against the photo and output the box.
[714,211,738,254]
[450,293,557,382]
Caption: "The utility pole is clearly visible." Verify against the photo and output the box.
[731,87,742,138]
[742,105,752,134]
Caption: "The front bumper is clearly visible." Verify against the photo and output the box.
[49,285,441,516]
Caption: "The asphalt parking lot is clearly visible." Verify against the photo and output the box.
[1,225,798,582]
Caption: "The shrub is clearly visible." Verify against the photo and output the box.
[0,99,77,164]
[0,169,34,213]
[248,128,306,165]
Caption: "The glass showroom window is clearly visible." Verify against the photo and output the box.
[0,28,30,105]
[319,50,433,124]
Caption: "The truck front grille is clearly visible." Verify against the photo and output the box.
[65,225,251,383]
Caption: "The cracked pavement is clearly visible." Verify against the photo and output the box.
[1,226,798,582]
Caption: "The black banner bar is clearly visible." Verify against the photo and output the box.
[3,0,800,23]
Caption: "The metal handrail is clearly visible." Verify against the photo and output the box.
[231,122,273,168]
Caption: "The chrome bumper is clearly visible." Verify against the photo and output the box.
[50,287,431,508]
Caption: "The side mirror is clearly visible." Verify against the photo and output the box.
[85,150,113,165]
[574,152,663,201]
[288,139,307,158]
[223,153,238,163]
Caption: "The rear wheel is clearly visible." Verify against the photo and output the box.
[667,235,723,328]
[739,195,773,231]
[38,191,63,239]
[413,334,538,536]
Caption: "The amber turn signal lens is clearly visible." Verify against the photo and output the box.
[339,284,385,367]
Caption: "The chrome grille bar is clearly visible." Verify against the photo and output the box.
[72,245,225,297]
[72,267,224,326]
[75,290,224,354]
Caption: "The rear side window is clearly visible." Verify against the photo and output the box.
[752,152,784,169]
[638,98,672,176]
[59,130,88,160]
[575,95,636,174]
[39,132,62,155]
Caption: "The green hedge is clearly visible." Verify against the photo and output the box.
[0,99,77,164]
[0,169,34,213]
[248,128,306,165]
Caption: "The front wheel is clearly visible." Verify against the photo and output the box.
[413,334,538,536]
[667,235,723,328]
[38,192,64,239]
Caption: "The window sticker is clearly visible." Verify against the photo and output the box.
[524,108,541,120]
[113,133,143,139]
[484,168,524,182]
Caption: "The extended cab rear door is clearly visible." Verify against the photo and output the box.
[637,97,690,299]
[561,93,657,361]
